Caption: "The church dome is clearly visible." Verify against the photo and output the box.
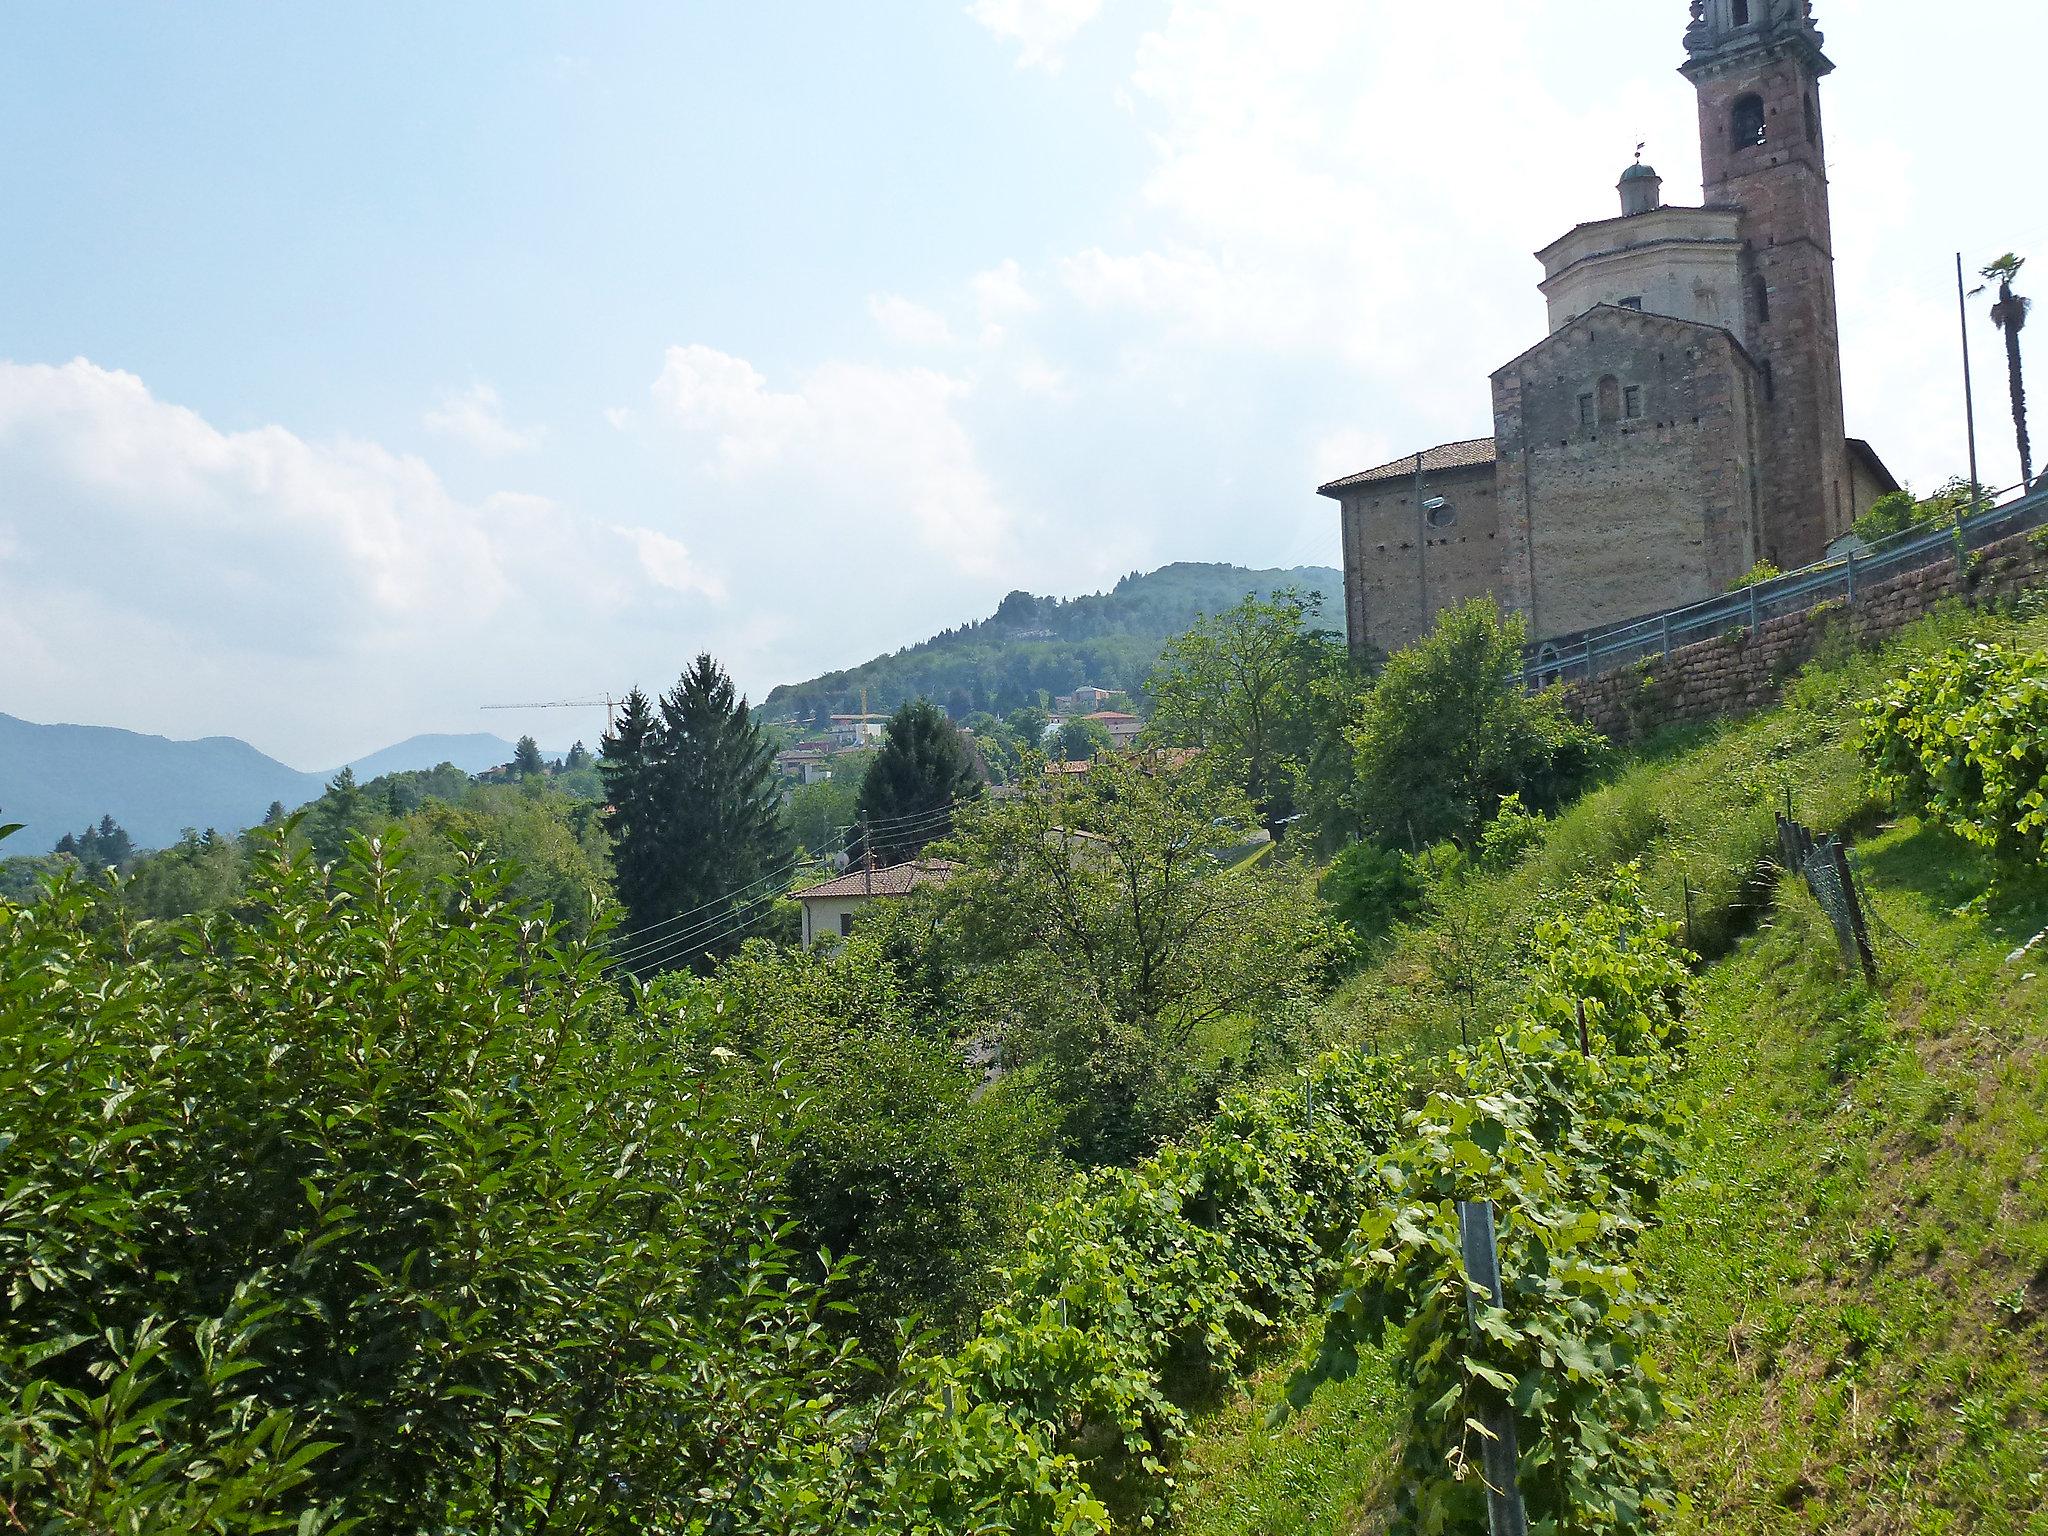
[1618,159,1663,216]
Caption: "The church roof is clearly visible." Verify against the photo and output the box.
[1317,436,1497,496]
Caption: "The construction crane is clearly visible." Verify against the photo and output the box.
[481,694,626,733]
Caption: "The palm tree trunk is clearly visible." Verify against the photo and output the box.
[1993,280,2033,488]
[2006,315,2033,489]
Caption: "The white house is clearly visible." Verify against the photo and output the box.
[791,859,959,949]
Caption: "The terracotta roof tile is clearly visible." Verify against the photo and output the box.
[1317,436,1498,495]
[791,858,960,902]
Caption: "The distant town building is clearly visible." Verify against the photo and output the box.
[1082,710,1143,748]
[1323,0,1895,658]
[828,713,891,748]
[1054,685,1120,713]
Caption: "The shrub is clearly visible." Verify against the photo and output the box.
[0,836,1066,1533]
[1350,597,1609,850]
[1320,841,1424,946]
[1860,639,2048,859]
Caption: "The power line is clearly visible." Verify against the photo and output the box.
[600,798,970,970]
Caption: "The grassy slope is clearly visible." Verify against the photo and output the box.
[1176,601,2048,1534]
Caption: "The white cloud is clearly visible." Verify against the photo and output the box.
[424,380,538,454]
[614,524,726,601]
[0,358,729,763]
[868,292,957,348]
[649,343,1013,575]
[967,0,1104,70]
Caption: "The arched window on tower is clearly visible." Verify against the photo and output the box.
[1750,273,1770,326]
[1732,94,1767,149]
[1597,375,1621,426]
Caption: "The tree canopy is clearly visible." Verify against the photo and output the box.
[600,655,791,972]
[855,699,982,865]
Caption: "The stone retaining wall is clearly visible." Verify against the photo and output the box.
[1561,524,2048,742]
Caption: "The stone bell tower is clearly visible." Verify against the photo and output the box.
[1682,0,1851,566]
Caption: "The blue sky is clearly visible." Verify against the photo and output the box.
[2,0,2042,767]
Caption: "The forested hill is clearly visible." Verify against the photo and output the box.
[764,562,1342,722]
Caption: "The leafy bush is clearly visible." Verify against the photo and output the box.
[1726,560,1783,591]
[1349,598,1608,851]
[1319,841,1424,947]
[1,836,1109,1533]
[1861,639,2048,858]
[1477,792,1549,871]
[1291,871,1693,1534]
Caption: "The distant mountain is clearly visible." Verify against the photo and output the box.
[0,713,324,854]
[0,717,558,856]
[764,562,1342,722]
[344,733,545,781]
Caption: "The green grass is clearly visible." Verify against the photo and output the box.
[1648,822,2048,1533]
[1174,1327,1398,1536]
[1171,598,2048,1533]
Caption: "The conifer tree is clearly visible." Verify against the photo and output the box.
[601,657,789,973]
[857,699,982,865]
[563,740,592,771]
[598,688,665,944]
[512,735,546,778]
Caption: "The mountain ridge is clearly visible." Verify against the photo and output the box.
[764,561,1341,722]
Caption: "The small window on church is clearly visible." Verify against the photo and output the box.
[1732,94,1767,150]
[1732,0,1751,25]
[1579,393,1596,430]
[1623,385,1643,420]
[1750,273,1770,325]
[1619,296,1644,311]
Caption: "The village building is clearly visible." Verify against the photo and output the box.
[1322,0,1895,660]
[1082,710,1144,748]
[791,858,959,949]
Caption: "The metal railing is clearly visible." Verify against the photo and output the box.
[1523,478,2048,689]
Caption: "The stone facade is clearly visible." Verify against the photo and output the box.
[1561,524,2048,742]
[1492,307,1766,639]
[1337,454,1501,659]
[1323,0,1881,658]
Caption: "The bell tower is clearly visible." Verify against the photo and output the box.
[1682,0,1850,565]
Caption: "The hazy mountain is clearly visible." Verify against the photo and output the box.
[344,733,542,781]
[0,713,325,854]
[764,562,1343,722]
[0,718,552,855]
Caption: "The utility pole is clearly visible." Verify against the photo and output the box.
[1958,253,1984,519]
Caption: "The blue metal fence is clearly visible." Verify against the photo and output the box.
[1522,480,2048,689]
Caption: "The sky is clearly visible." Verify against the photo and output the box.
[2,0,2043,770]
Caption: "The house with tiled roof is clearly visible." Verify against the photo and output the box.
[790,858,959,949]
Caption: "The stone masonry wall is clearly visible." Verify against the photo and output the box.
[1561,524,2048,743]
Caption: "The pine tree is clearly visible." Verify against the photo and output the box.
[512,735,546,778]
[856,699,982,865]
[564,740,592,771]
[263,801,287,827]
[600,657,789,974]
[599,688,667,946]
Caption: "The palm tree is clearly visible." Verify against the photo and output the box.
[1981,254,2033,489]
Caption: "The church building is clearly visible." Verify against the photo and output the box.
[1322,0,1898,659]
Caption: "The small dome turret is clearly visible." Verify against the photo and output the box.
[1618,158,1663,216]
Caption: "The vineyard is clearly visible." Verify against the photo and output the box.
[1174,602,2048,1534]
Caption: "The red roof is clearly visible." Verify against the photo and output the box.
[1084,710,1139,723]
[1317,436,1498,495]
[791,858,960,901]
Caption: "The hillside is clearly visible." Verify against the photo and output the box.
[1172,603,2048,1534]
[764,561,1341,721]
[0,716,540,853]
